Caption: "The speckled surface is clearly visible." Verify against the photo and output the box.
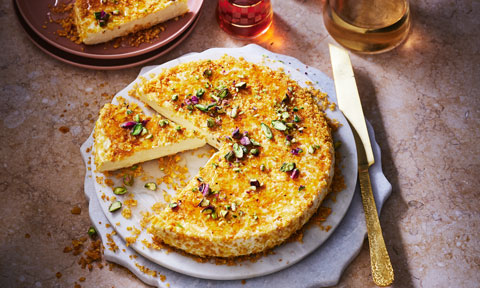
[0,0,479,288]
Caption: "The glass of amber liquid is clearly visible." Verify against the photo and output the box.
[217,0,273,38]
[323,0,411,54]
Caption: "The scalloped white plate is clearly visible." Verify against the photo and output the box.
[84,45,360,281]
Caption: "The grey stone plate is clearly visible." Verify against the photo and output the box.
[81,44,392,287]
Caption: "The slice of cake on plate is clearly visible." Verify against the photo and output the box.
[94,99,205,172]
[74,0,189,45]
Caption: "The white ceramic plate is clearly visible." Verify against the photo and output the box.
[88,45,357,280]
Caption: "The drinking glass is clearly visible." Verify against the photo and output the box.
[323,0,411,54]
[217,0,273,38]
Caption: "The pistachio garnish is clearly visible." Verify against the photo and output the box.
[280,162,296,172]
[233,143,244,159]
[87,226,96,237]
[123,174,134,186]
[113,187,128,195]
[261,123,273,139]
[144,182,157,191]
[109,201,122,212]
[235,82,247,89]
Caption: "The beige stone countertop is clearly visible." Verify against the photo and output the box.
[1,0,479,287]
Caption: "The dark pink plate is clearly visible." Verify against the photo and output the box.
[15,0,203,59]
[14,0,201,70]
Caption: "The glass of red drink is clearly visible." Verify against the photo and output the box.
[217,0,273,38]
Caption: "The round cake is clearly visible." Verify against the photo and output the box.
[130,55,335,257]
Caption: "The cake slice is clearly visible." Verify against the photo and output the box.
[74,0,189,45]
[94,100,205,172]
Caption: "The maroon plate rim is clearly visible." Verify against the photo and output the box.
[14,0,201,70]
[15,0,203,60]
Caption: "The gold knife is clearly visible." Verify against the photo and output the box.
[329,44,394,287]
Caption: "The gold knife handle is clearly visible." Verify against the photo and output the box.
[359,164,394,287]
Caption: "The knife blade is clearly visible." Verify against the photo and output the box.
[329,44,394,287]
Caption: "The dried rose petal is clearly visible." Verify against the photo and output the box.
[240,136,250,146]
[291,147,303,155]
[120,121,137,129]
[290,169,300,179]
[232,128,241,139]
[191,96,199,104]
[199,183,210,196]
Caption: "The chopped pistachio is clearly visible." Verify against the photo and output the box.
[217,88,229,98]
[294,115,301,122]
[130,164,138,171]
[229,106,238,118]
[87,226,96,237]
[206,118,215,128]
[250,148,259,156]
[272,120,287,131]
[169,202,178,209]
[280,162,296,172]
[233,167,241,172]
[211,212,217,219]
[299,185,306,191]
[171,94,178,101]
[144,182,157,191]
[203,69,212,77]
[141,127,148,136]
[109,201,122,212]
[212,163,218,168]
[224,151,235,162]
[131,123,143,135]
[195,75,200,80]
[281,112,290,120]
[126,109,133,115]
[308,146,316,154]
[250,139,261,146]
[158,119,169,127]
[123,174,134,186]
[261,123,273,139]
[175,125,182,131]
[194,104,208,112]
[199,198,210,207]
[260,164,266,171]
[233,143,244,158]
[113,187,128,195]
[134,114,140,123]
[202,207,213,214]
[196,88,205,97]
[220,210,229,218]
[210,94,220,102]
[231,202,237,211]
[235,82,247,89]
[145,134,153,139]
[285,123,296,129]
[293,107,299,112]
